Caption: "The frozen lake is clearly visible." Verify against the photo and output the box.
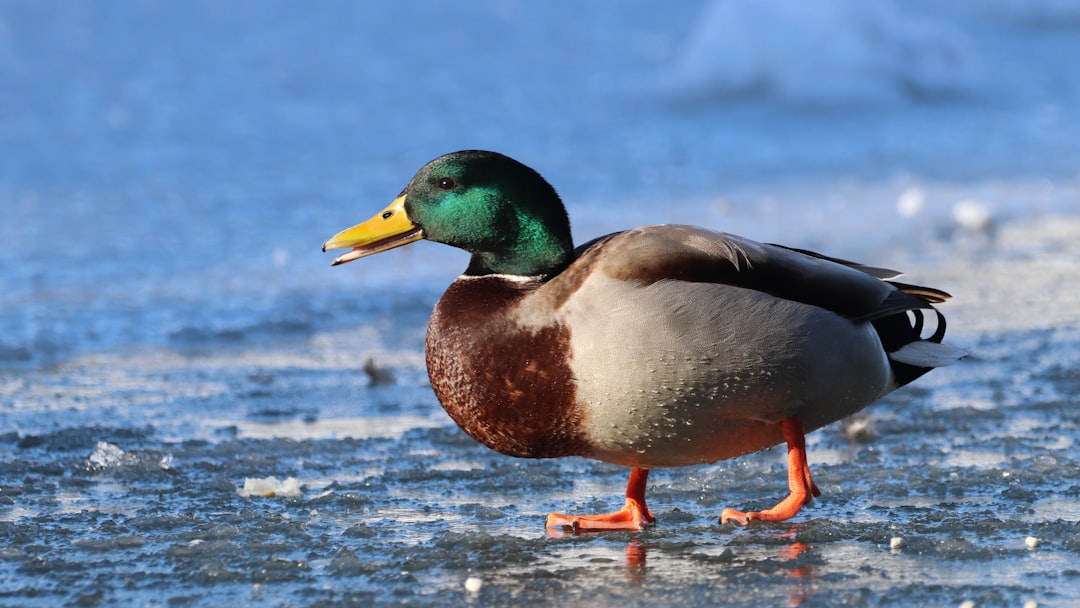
[2,1,1080,605]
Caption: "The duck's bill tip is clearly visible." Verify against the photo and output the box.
[329,249,368,266]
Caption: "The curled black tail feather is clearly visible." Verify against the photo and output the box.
[874,315,934,387]
[928,309,947,344]
[872,285,955,387]
[906,308,948,345]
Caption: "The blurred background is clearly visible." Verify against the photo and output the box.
[2,2,1080,606]
[1,0,1077,365]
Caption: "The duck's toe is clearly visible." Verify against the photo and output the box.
[720,417,819,526]
[546,497,656,532]
[719,491,813,525]
[546,466,656,532]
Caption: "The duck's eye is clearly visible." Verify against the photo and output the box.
[437,177,456,190]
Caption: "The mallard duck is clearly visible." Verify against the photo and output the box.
[323,150,965,531]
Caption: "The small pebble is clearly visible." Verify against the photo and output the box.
[464,577,483,593]
[1024,601,1039,608]
[1025,536,1040,549]
[889,537,905,551]
[959,601,975,608]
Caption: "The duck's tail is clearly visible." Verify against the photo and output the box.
[874,285,967,388]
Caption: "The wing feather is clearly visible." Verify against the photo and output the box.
[569,225,942,322]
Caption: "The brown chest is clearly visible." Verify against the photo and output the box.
[424,278,589,459]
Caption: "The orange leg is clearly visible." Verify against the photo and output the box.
[546,467,657,531]
[721,417,821,525]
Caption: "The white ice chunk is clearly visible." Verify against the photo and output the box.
[238,476,303,498]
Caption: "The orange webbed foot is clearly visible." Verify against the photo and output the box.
[721,417,819,526]
[546,467,656,532]
[546,497,655,531]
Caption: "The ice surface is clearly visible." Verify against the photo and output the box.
[1,1,1079,606]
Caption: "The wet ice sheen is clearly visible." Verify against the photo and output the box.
[2,331,1078,607]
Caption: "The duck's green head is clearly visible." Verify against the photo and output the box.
[324,150,574,277]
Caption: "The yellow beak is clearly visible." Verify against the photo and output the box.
[322,195,424,266]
